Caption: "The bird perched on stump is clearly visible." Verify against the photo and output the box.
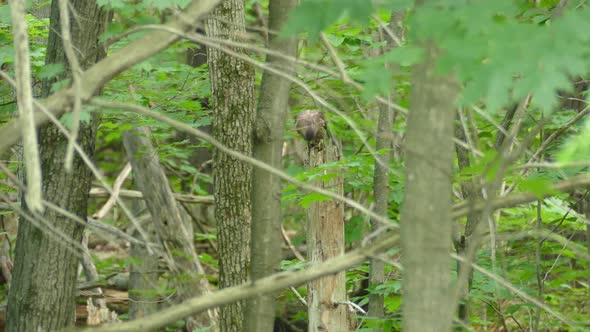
[295,110,326,148]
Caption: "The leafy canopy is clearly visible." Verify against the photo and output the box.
[284,0,590,114]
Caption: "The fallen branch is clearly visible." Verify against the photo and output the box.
[89,188,214,205]
[73,234,400,332]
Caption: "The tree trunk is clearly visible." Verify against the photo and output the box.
[6,0,107,330]
[127,189,159,321]
[400,40,457,332]
[368,11,404,329]
[453,118,480,329]
[244,0,298,331]
[122,127,215,329]
[306,136,348,332]
[206,1,256,331]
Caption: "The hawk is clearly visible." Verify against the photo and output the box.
[295,110,326,147]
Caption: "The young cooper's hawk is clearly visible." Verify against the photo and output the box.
[295,110,326,147]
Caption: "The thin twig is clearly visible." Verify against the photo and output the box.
[337,301,366,315]
[93,163,132,219]
[282,225,305,261]
[58,0,84,171]
[290,286,307,306]
[372,14,403,47]
[320,32,350,82]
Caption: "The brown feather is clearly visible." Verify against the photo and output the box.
[295,110,326,145]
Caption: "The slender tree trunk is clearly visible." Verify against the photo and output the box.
[400,38,457,332]
[122,127,216,330]
[453,119,480,329]
[6,0,107,330]
[127,188,159,321]
[206,1,256,331]
[244,0,298,331]
[306,137,347,332]
[368,11,404,328]
[367,105,391,325]
[557,76,590,326]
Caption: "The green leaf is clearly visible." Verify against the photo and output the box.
[51,79,70,93]
[300,192,332,209]
[0,5,11,24]
[281,0,340,40]
[375,0,413,12]
[345,215,365,244]
[556,117,590,163]
[338,0,374,25]
[325,33,345,47]
[38,63,64,80]
[383,46,425,67]
[516,177,559,200]
[60,111,92,130]
[359,62,393,101]
[0,45,14,65]
[281,0,376,41]
[384,295,402,312]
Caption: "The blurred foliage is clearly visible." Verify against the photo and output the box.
[1,0,590,330]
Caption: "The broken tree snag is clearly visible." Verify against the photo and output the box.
[304,120,347,332]
[122,127,216,330]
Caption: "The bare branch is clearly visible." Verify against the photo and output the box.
[90,187,214,204]
[92,163,132,219]
[57,0,84,171]
[7,0,43,212]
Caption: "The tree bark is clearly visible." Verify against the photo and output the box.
[244,0,298,331]
[6,0,107,330]
[400,39,457,332]
[206,1,256,331]
[306,136,348,332]
[122,127,215,329]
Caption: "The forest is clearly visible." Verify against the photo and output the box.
[0,0,589,331]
